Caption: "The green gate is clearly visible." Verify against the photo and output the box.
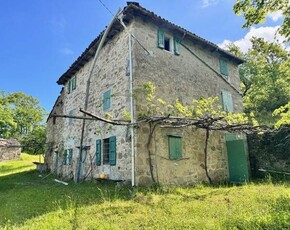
[226,134,249,183]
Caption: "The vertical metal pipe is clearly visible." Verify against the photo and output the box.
[128,33,135,187]
[76,8,121,183]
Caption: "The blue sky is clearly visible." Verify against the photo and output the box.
[0,0,284,113]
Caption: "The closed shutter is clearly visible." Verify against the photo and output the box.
[68,149,73,165]
[103,90,111,110]
[168,136,182,160]
[158,29,165,49]
[174,37,180,55]
[63,150,68,165]
[220,58,229,76]
[67,81,71,94]
[109,136,116,166]
[221,91,233,112]
[72,76,76,90]
[96,140,101,166]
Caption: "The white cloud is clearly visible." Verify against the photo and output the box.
[267,10,283,22]
[60,48,74,55]
[201,0,219,8]
[218,26,288,53]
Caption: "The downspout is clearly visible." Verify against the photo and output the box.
[76,8,121,182]
[128,33,135,187]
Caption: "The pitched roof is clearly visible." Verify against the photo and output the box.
[57,2,243,85]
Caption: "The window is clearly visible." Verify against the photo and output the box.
[164,36,171,51]
[63,149,73,165]
[67,76,77,94]
[168,135,182,160]
[103,138,110,164]
[103,90,111,110]
[158,29,180,55]
[221,91,233,112]
[96,136,116,166]
[219,58,229,76]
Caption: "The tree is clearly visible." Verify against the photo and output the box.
[226,38,290,125]
[273,102,290,128]
[0,92,16,138]
[21,125,46,155]
[0,92,47,155]
[0,92,46,139]
[233,0,290,41]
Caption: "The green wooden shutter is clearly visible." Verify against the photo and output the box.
[67,81,71,94]
[68,149,73,165]
[168,136,182,160]
[174,37,180,55]
[220,58,229,76]
[96,140,101,166]
[221,91,233,112]
[158,29,165,49]
[103,90,111,110]
[63,150,68,165]
[72,76,76,90]
[109,136,116,166]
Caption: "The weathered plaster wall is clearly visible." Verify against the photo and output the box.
[0,139,21,161]
[135,125,228,185]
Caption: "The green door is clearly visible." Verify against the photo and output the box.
[226,135,249,183]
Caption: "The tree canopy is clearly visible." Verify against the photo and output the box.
[233,0,290,41]
[226,38,290,126]
[0,92,47,154]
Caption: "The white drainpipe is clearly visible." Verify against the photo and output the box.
[128,33,135,187]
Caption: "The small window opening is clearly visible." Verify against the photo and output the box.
[164,37,171,51]
[103,138,110,164]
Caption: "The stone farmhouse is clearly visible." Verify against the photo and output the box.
[46,2,249,185]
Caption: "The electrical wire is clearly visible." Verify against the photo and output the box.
[97,0,151,55]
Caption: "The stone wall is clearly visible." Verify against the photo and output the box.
[135,125,228,185]
[46,23,135,181]
[0,139,21,161]
[46,92,65,175]
[47,13,243,185]
[131,17,243,113]
[130,16,242,185]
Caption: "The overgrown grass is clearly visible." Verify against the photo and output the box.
[0,154,289,229]
[0,153,39,177]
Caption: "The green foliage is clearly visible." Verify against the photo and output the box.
[21,126,46,155]
[248,125,290,176]
[121,110,131,121]
[233,0,290,40]
[135,82,258,126]
[0,158,289,229]
[273,102,290,128]
[0,91,47,139]
[225,38,290,125]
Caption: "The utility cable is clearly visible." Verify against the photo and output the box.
[97,0,151,55]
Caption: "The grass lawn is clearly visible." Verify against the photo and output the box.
[0,154,289,229]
